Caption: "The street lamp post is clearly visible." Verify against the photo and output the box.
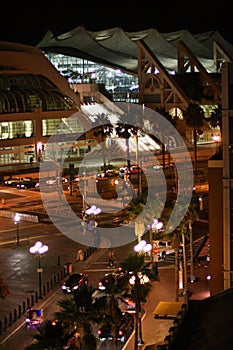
[85,205,102,247]
[29,242,48,299]
[134,218,145,243]
[133,240,152,347]
[14,214,20,246]
[148,219,163,273]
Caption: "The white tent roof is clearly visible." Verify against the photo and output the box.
[37,26,233,74]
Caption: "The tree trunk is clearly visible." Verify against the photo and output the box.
[149,228,153,273]
[126,138,130,169]
[174,248,179,301]
[182,232,187,293]
[193,128,197,171]
[189,220,196,281]
[162,143,166,168]
[182,231,189,308]
[138,301,144,345]
[135,134,141,197]
[101,138,107,172]
[134,302,140,350]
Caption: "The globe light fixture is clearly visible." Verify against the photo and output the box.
[85,205,102,246]
[14,214,21,246]
[29,241,48,299]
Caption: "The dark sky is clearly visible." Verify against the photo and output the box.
[1,2,232,46]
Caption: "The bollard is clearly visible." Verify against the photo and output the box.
[13,308,17,322]
[35,291,38,303]
[18,304,22,318]
[4,316,7,330]
[31,294,34,306]
[22,301,26,313]
[84,250,87,260]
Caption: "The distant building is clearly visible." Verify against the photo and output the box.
[0,42,94,165]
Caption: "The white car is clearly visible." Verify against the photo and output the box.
[153,240,175,260]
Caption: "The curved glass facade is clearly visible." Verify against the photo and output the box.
[0,73,77,114]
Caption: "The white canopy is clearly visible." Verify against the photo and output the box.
[37,26,233,74]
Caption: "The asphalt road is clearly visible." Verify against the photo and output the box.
[0,180,209,349]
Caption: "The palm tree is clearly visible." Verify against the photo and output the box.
[92,112,113,173]
[124,195,146,224]
[98,272,128,350]
[185,196,199,282]
[120,253,156,350]
[209,104,222,137]
[183,102,205,170]
[166,190,200,304]
[115,120,132,169]
[24,320,70,350]
[155,107,175,168]
[176,217,190,300]
[171,194,199,294]
[54,284,107,350]
[170,231,182,301]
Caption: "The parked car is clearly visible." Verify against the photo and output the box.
[17,179,40,189]
[153,240,175,260]
[4,177,32,186]
[97,312,134,343]
[98,269,125,290]
[61,273,88,293]
[119,164,144,177]
[97,169,119,178]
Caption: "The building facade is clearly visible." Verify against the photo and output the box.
[222,62,233,290]
[0,42,95,166]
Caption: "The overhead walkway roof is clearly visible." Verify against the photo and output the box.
[37,26,233,74]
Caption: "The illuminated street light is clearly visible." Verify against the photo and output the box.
[85,205,102,216]
[131,242,152,347]
[85,205,102,246]
[134,240,152,254]
[212,135,221,152]
[29,241,48,299]
[147,219,163,273]
[14,214,21,246]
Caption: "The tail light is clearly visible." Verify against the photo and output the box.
[98,329,102,335]
[118,330,123,336]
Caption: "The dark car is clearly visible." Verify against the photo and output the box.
[61,273,88,293]
[119,164,144,178]
[17,179,40,189]
[97,312,134,343]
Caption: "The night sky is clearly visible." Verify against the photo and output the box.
[1,1,232,46]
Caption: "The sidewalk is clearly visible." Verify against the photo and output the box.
[0,241,210,348]
[122,263,210,350]
[0,244,108,345]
